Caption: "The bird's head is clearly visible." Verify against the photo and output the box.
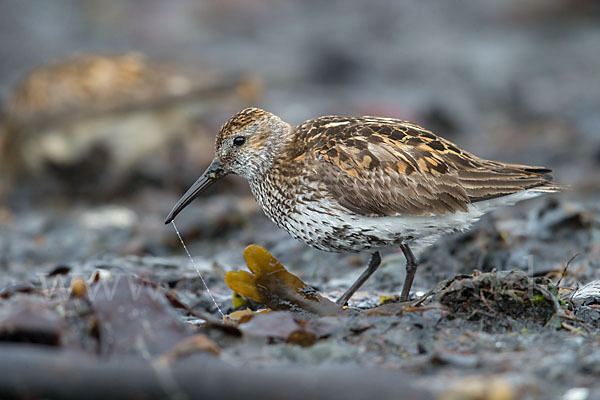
[165,107,293,223]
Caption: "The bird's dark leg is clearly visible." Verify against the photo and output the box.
[336,251,382,307]
[399,243,418,302]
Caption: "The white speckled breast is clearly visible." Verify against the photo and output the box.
[250,173,543,254]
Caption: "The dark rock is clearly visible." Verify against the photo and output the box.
[89,275,190,357]
[0,282,36,298]
[0,295,62,346]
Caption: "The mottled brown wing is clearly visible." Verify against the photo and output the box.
[299,116,556,217]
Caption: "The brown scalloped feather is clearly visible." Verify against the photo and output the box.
[291,116,560,217]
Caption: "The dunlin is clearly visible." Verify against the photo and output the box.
[166,108,560,305]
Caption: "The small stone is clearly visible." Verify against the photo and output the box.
[70,277,87,298]
[571,281,600,306]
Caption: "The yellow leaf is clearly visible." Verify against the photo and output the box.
[224,245,339,316]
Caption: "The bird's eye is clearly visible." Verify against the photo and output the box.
[233,136,246,146]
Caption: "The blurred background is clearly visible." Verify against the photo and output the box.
[1,0,599,290]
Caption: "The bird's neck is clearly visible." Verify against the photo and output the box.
[246,124,297,210]
[248,123,296,180]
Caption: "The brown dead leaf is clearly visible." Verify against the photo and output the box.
[238,311,332,347]
[286,330,317,347]
[225,245,339,316]
[164,334,221,359]
[227,308,269,324]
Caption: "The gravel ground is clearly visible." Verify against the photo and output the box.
[1,190,599,399]
[1,1,599,399]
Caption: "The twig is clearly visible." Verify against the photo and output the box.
[567,282,579,310]
[479,289,499,317]
[410,288,435,307]
[555,312,585,324]
[557,254,579,287]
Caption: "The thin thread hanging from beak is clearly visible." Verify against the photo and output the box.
[171,221,225,319]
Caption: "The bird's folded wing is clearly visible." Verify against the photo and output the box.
[308,121,557,217]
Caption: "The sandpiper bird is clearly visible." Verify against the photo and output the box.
[165,108,560,305]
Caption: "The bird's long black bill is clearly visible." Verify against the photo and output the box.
[164,158,227,224]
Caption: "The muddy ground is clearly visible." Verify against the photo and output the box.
[1,1,600,399]
[0,189,599,399]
